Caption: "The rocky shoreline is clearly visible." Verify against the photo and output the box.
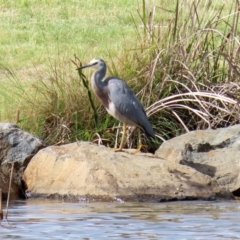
[1,122,240,202]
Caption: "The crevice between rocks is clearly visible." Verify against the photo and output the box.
[180,160,217,178]
[184,134,240,154]
[232,188,240,197]
[23,192,234,203]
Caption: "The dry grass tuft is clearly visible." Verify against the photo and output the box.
[111,0,240,149]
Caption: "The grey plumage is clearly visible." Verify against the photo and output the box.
[78,57,155,139]
[106,77,154,137]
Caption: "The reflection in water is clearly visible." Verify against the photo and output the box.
[1,199,240,239]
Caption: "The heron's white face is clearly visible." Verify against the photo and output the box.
[88,58,105,69]
[78,57,105,71]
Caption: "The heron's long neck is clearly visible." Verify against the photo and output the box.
[91,67,107,92]
[91,66,109,108]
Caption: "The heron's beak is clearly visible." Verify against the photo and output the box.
[77,62,97,70]
[77,64,91,70]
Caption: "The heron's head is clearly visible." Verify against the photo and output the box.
[78,58,106,70]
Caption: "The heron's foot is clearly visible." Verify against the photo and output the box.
[112,144,148,154]
[128,148,141,154]
[128,144,143,154]
[113,147,124,152]
[129,144,150,154]
[112,147,134,153]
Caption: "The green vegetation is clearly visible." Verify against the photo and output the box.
[0,0,137,69]
[0,0,239,152]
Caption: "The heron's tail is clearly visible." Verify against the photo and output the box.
[141,121,155,138]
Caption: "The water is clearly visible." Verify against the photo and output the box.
[1,199,240,239]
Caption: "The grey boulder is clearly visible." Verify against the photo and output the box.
[156,124,240,196]
[0,122,46,199]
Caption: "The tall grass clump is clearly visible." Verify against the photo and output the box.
[111,0,240,147]
[2,56,118,146]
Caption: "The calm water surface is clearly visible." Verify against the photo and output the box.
[0,199,240,239]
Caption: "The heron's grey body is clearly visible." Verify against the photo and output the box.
[79,58,155,138]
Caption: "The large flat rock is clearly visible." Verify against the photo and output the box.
[22,141,232,202]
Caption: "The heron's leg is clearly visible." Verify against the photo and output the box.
[119,122,127,149]
[114,123,126,152]
[137,128,143,151]
[129,128,142,154]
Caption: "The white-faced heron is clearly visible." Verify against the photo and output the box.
[78,57,155,153]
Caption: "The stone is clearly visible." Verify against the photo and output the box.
[155,124,240,195]
[22,141,232,202]
[0,122,46,199]
[0,165,19,200]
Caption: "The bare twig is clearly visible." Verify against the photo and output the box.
[71,55,98,126]
[5,163,14,220]
[0,189,3,223]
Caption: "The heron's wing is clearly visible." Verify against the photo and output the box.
[106,77,154,137]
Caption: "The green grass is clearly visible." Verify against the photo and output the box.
[0,0,140,71]
[0,0,239,152]
[0,0,237,78]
